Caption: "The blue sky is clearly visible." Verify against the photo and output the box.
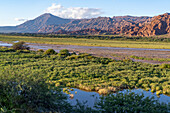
[0,0,170,26]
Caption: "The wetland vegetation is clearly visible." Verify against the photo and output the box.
[0,42,170,112]
[130,55,170,62]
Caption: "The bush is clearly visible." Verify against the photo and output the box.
[98,88,110,95]
[58,49,70,57]
[12,41,30,50]
[37,49,44,52]
[96,92,170,113]
[0,74,71,112]
[160,64,170,69]
[44,49,56,55]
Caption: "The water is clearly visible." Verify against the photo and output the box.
[66,88,170,108]
[1,41,170,52]
[0,41,12,46]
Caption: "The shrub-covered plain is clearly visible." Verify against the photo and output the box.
[0,47,170,95]
[0,47,170,112]
[131,55,170,62]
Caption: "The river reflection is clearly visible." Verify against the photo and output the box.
[65,88,170,108]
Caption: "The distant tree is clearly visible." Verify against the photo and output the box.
[12,41,30,50]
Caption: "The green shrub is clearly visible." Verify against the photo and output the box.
[0,74,71,112]
[58,49,70,57]
[12,41,30,50]
[96,92,170,113]
[37,49,44,52]
[160,64,170,69]
[44,49,56,55]
[98,88,110,95]
[156,90,163,95]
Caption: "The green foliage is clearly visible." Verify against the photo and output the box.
[37,49,44,52]
[44,49,56,55]
[1,48,169,96]
[131,55,170,62]
[160,64,170,69]
[58,49,70,57]
[12,41,30,50]
[95,92,170,113]
[0,48,169,112]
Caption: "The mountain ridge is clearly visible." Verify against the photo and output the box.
[0,13,170,36]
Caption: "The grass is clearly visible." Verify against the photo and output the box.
[0,35,170,49]
[0,47,170,96]
[130,55,170,62]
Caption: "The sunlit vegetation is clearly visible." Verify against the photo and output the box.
[131,55,170,62]
[160,64,170,69]
[0,47,170,112]
[2,33,170,42]
[1,34,170,49]
[0,47,170,96]
[44,48,56,55]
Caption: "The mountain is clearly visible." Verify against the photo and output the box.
[17,13,71,33]
[39,16,152,33]
[54,29,108,35]
[1,13,170,36]
[0,13,71,33]
[111,13,170,36]
[137,13,170,36]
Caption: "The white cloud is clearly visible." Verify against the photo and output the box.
[15,18,27,22]
[45,3,103,19]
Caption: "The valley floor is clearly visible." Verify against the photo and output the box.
[0,34,170,64]
[29,43,170,64]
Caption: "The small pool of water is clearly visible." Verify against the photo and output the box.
[65,88,170,108]
[0,41,12,46]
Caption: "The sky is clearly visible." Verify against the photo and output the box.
[0,0,170,26]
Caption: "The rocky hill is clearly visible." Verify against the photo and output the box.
[39,16,152,33]
[107,13,170,36]
[137,13,170,36]
[0,13,71,33]
[17,13,72,33]
[1,13,170,36]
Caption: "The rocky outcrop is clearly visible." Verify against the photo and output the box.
[105,13,170,36]
[137,13,170,36]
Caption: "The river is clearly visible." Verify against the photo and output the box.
[65,88,170,108]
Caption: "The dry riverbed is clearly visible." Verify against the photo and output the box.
[29,43,170,64]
